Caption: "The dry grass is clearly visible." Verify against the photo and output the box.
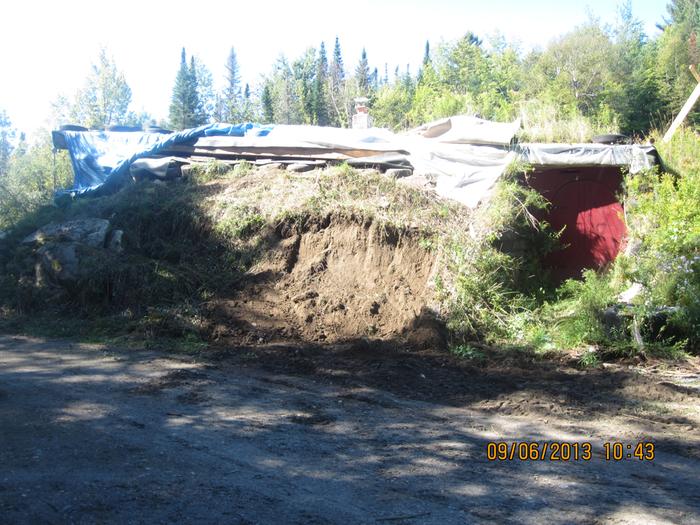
[518,99,619,143]
[202,164,473,238]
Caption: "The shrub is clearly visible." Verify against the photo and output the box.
[618,129,700,348]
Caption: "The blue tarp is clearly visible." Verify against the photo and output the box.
[60,123,273,197]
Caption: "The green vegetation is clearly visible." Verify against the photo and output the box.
[450,344,486,362]
[438,129,700,360]
[0,149,698,363]
[0,133,72,229]
[169,48,208,130]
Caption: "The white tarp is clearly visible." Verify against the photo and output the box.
[188,119,519,208]
[520,143,657,173]
[194,125,405,153]
[406,115,522,145]
[173,118,656,209]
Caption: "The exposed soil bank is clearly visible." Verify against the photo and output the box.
[210,213,444,347]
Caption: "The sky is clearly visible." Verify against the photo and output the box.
[1,0,669,133]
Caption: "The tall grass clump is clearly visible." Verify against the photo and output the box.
[437,166,559,344]
[519,99,619,143]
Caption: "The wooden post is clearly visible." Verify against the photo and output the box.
[663,65,700,142]
[690,64,700,83]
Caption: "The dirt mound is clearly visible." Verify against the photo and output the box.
[211,213,443,347]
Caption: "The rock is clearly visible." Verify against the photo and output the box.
[107,230,124,254]
[601,305,628,337]
[287,163,314,173]
[384,168,413,179]
[35,241,113,287]
[23,218,110,249]
[36,242,82,285]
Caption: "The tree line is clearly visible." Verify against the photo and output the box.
[4,0,699,139]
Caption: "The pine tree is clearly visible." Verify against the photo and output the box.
[313,41,330,125]
[169,48,204,129]
[261,83,274,123]
[223,47,243,123]
[189,56,207,125]
[329,36,348,126]
[418,40,432,83]
[331,36,345,82]
[356,48,370,94]
[193,57,215,123]
[241,83,254,122]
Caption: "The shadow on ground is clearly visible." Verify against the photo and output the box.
[0,335,698,524]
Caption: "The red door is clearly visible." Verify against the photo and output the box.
[527,167,626,280]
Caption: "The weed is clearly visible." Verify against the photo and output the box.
[189,159,231,183]
[216,209,265,241]
[232,160,253,177]
[578,347,600,368]
[450,344,486,361]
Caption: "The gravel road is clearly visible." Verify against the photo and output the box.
[0,335,698,524]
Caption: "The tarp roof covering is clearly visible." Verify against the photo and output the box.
[53,116,658,208]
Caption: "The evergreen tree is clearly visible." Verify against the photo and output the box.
[261,83,274,123]
[193,57,215,123]
[441,33,489,97]
[189,56,207,125]
[241,83,255,122]
[656,0,700,123]
[356,48,371,94]
[331,36,345,82]
[169,48,204,129]
[329,36,348,126]
[418,40,431,83]
[612,2,665,133]
[370,67,379,93]
[313,41,330,125]
[223,47,243,122]
[293,48,318,124]
[270,55,298,124]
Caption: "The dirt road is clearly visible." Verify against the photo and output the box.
[1,335,699,524]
